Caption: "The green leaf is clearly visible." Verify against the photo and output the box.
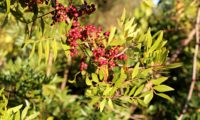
[26,112,40,120]
[125,17,135,31]
[143,90,153,104]
[99,68,104,80]
[52,39,58,61]
[132,63,140,79]
[29,43,36,59]
[134,85,144,96]
[0,88,4,96]
[80,0,84,4]
[15,111,20,120]
[108,99,114,109]
[143,0,154,7]
[153,85,174,92]
[139,91,151,97]
[40,18,45,35]
[120,9,126,23]
[140,68,152,77]
[128,86,137,96]
[99,99,107,112]
[38,41,43,63]
[146,28,152,49]
[92,73,99,83]
[164,63,182,69]
[109,39,125,46]
[45,40,50,63]
[89,96,100,106]
[8,105,23,113]
[6,0,10,13]
[115,68,127,88]
[149,31,163,52]
[47,117,54,120]
[108,27,116,44]
[157,93,173,102]
[86,77,92,86]
[137,98,146,107]
[150,77,168,85]
[103,86,112,96]
[22,101,30,120]
[124,87,130,95]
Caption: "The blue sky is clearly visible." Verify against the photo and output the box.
[153,0,160,5]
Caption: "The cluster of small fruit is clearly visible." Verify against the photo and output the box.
[51,0,95,25]
[21,0,49,10]
[51,0,127,71]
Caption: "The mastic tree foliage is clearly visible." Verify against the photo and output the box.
[0,0,195,119]
[132,0,200,119]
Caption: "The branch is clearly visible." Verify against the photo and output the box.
[170,28,196,63]
[178,7,200,120]
[61,55,71,90]
[181,29,196,46]
[114,48,128,58]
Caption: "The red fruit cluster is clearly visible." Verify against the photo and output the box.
[66,23,127,71]
[22,0,49,10]
[93,47,127,68]
[66,24,102,57]
[51,0,95,25]
[80,61,88,71]
[50,1,127,71]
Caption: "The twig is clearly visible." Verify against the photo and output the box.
[170,28,196,63]
[178,7,200,120]
[37,10,54,19]
[129,114,147,120]
[114,47,128,58]
[61,55,71,90]
[181,29,196,46]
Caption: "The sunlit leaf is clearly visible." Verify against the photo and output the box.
[115,68,127,88]
[92,73,99,83]
[38,41,43,63]
[6,0,10,13]
[7,105,23,113]
[29,43,36,59]
[103,86,112,96]
[22,102,30,120]
[52,39,58,61]
[150,77,168,85]
[108,27,116,44]
[132,63,140,79]
[128,86,137,96]
[40,18,45,35]
[125,17,135,31]
[26,112,40,120]
[164,63,182,69]
[149,31,163,52]
[15,111,20,120]
[99,68,104,80]
[45,40,50,63]
[99,99,107,112]
[157,93,173,102]
[121,9,126,23]
[86,77,92,86]
[108,99,114,109]
[153,85,174,92]
[143,90,153,104]
[109,39,125,46]
[134,85,144,96]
